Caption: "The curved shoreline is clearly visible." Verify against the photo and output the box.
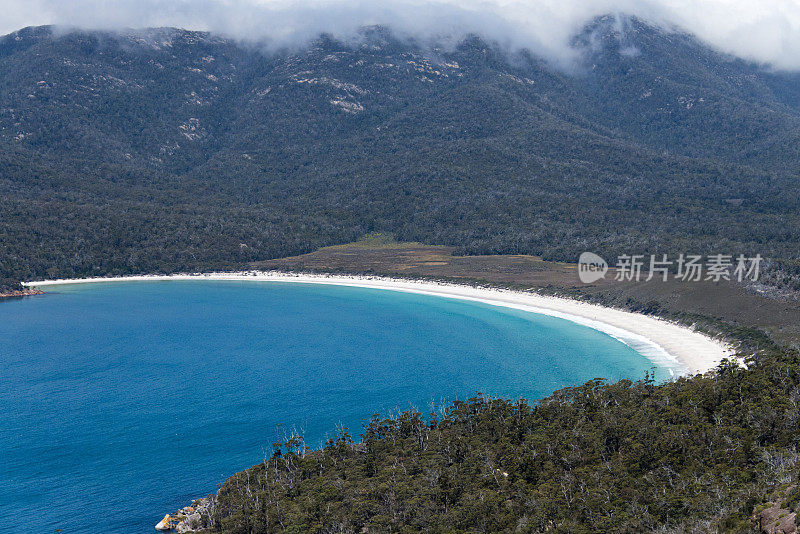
[24,271,733,375]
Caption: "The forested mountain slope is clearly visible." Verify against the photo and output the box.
[2,17,800,287]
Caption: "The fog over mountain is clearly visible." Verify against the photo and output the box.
[3,16,800,289]
[5,0,800,70]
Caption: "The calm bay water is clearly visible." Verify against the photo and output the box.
[0,281,666,533]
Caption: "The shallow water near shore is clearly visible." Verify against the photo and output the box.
[1,280,669,533]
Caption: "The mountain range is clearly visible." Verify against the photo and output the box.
[2,16,800,286]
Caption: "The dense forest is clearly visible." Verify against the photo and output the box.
[186,330,800,533]
[2,18,800,291]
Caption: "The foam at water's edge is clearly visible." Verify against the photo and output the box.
[520,305,685,377]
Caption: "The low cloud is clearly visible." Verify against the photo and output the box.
[4,0,800,70]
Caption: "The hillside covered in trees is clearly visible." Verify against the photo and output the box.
[182,332,800,533]
[2,17,800,289]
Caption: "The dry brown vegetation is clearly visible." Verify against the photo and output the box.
[254,234,800,348]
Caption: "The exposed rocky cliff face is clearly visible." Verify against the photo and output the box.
[156,496,215,533]
[755,486,800,534]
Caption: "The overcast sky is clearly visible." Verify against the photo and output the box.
[4,0,800,70]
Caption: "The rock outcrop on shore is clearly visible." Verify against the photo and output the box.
[156,496,215,532]
[0,288,44,299]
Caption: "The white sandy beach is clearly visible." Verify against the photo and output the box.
[24,272,733,376]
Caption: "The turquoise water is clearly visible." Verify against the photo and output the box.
[0,281,666,533]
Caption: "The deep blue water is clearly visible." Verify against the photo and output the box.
[0,281,666,533]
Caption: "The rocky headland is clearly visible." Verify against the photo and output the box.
[0,287,44,299]
[156,496,215,533]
